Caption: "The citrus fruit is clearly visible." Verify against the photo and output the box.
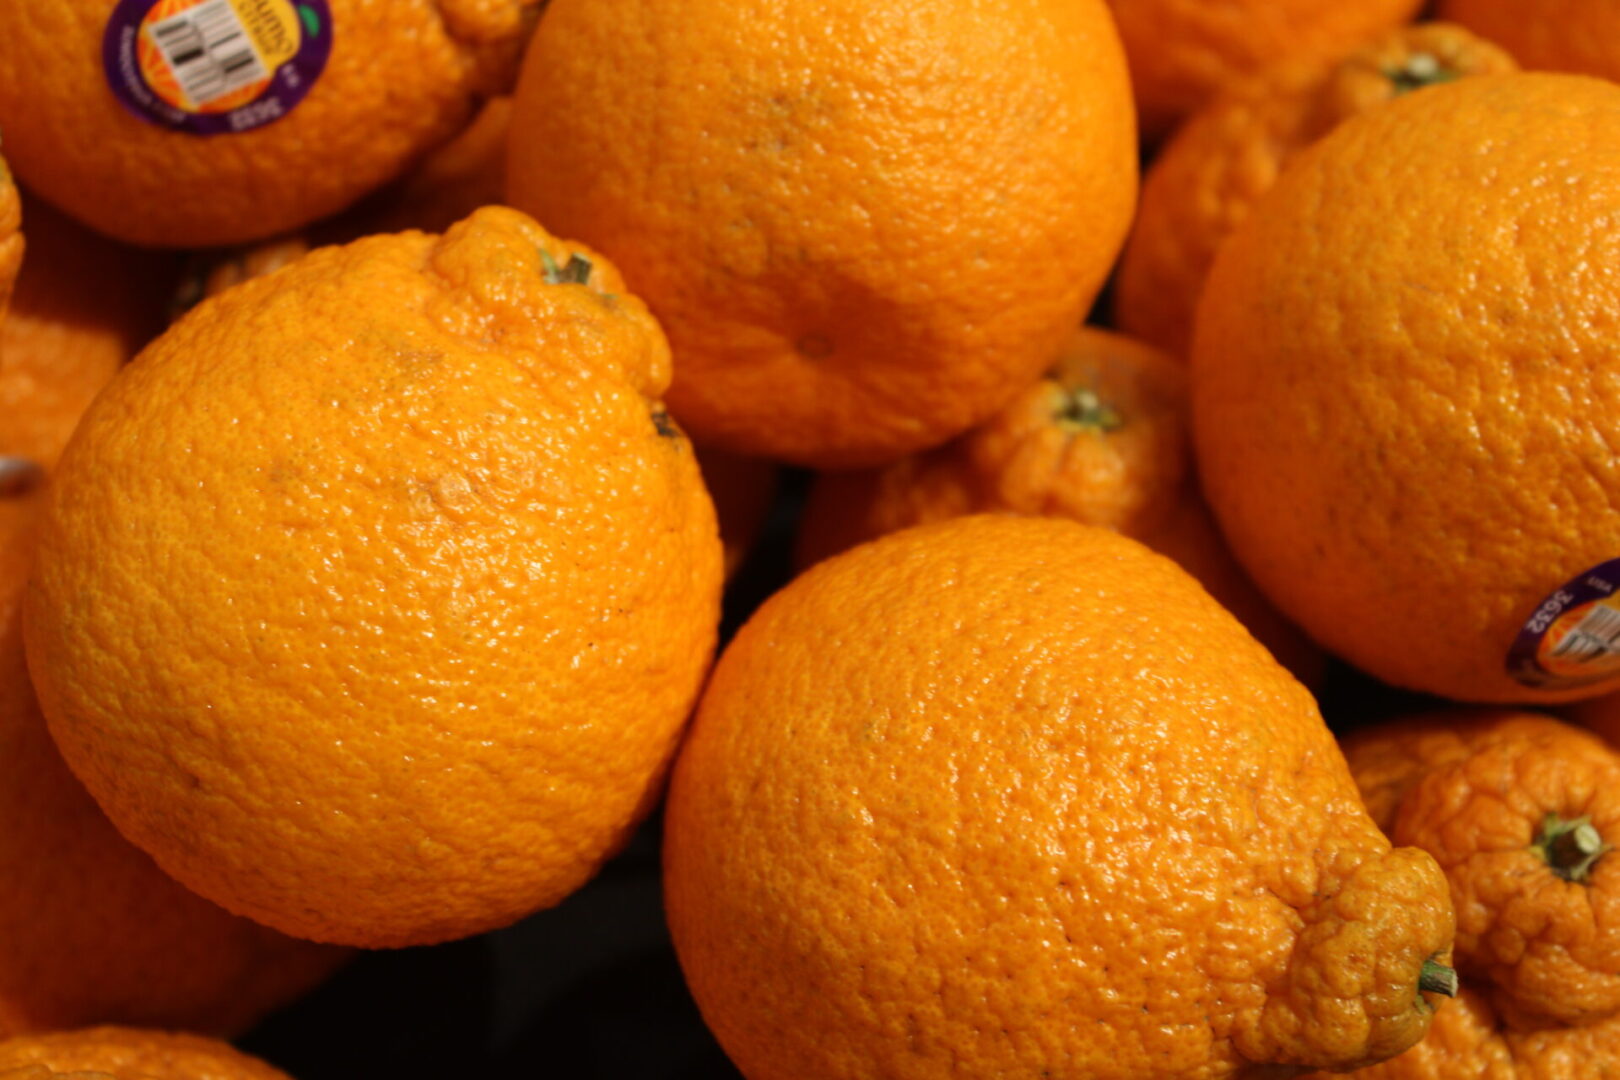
[1438,0,1620,83]
[1116,23,1516,357]
[0,157,21,321]
[23,207,723,947]
[1345,710,1620,1027]
[1307,984,1620,1080]
[0,1,539,247]
[794,327,1322,682]
[1193,72,1620,704]
[693,447,777,580]
[665,515,1455,1080]
[506,0,1138,468]
[1106,0,1424,140]
[0,484,346,1037]
[0,1028,289,1080]
[0,195,176,470]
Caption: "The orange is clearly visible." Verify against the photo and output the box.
[506,0,1138,468]
[0,486,345,1037]
[0,1028,289,1080]
[0,194,177,470]
[1344,711,1620,1028]
[1438,0,1620,84]
[0,157,21,323]
[1309,986,1620,1080]
[1116,23,1517,357]
[0,2,540,247]
[794,327,1322,682]
[665,515,1456,1080]
[23,207,724,947]
[1193,73,1620,705]
[1106,0,1424,140]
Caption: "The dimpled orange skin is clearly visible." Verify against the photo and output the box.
[0,391,345,1036]
[1344,712,1620,1028]
[794,328,1323,684]
[1,196,176,470]
[506,0,1138,469]
[1115,23,1517,358]
[1106,0,1423,141]
[1438,0,1620,84]
[0,1,539,248]
[1193,73,1620,706]
[665,515,1455,1080]
[23,207,723,948]
[0,1028,290,1080]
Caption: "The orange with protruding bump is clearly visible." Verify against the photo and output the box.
[1106,0,1425,140]
[23,207,723,948]
[1344,711,1620,1028]
[1116,23,1516,357]
[666,515,1455,1080]
[794,327,1322,683]
[0,1028,290,1080]
[507,0,1138,468]
[0,1,542,247]
[1193,73,1620,704]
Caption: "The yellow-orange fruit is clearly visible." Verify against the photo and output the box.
[507,0,1138,468]
[23,208,723,947]
[666,515,1455,1080]
[1194,73,1620,704]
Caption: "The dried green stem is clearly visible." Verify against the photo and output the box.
[1386,53,1461,95]
[1054,386,1122,433]
[1534,812,1609,883]
[1418,959,1458,998]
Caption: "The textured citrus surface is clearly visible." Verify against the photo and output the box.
[1193,73,1620,704]
[0,1,539,247]
[794,327,1321,682]
[1307,984,1620,1080]
[665,515,1455,1080]
[0,195,175,469]
[0,371,345,1038]
[1344,712,1620,1028]
[507,0,1138,468]
[23,207,723,947]
[0,1068,119,1080]
[1106,0,1423,140]
[1438,0,1620,83]
[0,1028,289,1080]
[1116,23,1516,357]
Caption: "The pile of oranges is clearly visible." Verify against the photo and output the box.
[3,1,1620,1077]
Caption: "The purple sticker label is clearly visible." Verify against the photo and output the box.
[1508,558,1620,689]
[103,0,332,136]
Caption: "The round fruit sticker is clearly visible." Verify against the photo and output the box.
[103,0,332,135]
[1508,559,1620,690]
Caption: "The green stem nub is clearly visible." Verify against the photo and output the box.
[1055,386,1123,433]
[0,456,43,497]
[1535,813,1610,883]
[541,249,593,286]
[1386,53,1461,95]
[1419,959,1459,998]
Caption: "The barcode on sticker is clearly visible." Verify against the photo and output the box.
[148,0,266,108]
[1551,604,1620,663]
